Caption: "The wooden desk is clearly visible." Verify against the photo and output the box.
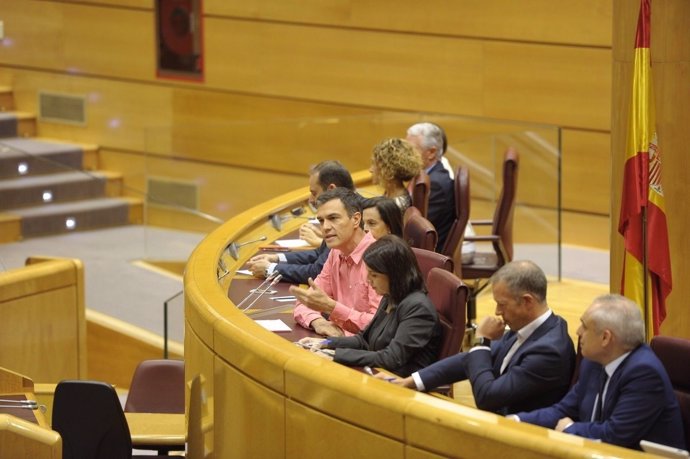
[185,173,649,458]
[126,412,186,447]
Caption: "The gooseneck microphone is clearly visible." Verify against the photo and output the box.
[235,271,280,310]
[227,235,267,259]
[240,274,283,312]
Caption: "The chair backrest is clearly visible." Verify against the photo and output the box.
[403,205,421,225]
[52,380,132,459]
[491,148,519,265]
[412,247,453,282]
[426,268,468,360]
[650,336,690,448]
[403,213,438,251]
[407,171,430,217]
[124,359,185,414]
[441,165,470,258]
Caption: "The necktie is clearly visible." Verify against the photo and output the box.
[592,369,609,422]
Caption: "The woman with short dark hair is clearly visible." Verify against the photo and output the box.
[299,235,441,376]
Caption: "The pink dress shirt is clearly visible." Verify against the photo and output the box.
[293,232,381,335]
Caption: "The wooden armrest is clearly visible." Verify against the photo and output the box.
[469,219,492,226]
[464,235,500,243]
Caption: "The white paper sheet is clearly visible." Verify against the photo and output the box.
[275,239,310,248]
[255,319,292,332]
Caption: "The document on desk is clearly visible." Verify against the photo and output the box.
[275,239,310,248]
[255,319,292,332]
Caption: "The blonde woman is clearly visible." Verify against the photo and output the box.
[370,138,422,212]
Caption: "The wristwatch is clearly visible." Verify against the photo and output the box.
[472,336,491,348]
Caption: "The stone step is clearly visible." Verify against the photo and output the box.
[0,137,86,178]
[8,197,144,239]
[0,170,124,210]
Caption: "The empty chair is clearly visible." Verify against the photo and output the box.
[403,213,438,252]
[462,148,519,325]
[125,359,185,455]
[125,359,185,414]
[650,336,690,449]
[412,247,453,281]
[52,380,132,459]
[407,171,430,217]
[426,268,469,360]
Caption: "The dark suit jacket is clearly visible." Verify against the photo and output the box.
[418,313,575,415]
[517,345,686,450]
[329,291,441,377]
[277,241,330,284]
[426,161,455,252]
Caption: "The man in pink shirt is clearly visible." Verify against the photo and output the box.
[290,188,382,337]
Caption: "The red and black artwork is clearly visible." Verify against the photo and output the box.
[156,0,203,81]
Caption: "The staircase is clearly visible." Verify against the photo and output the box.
[0,87,143,242]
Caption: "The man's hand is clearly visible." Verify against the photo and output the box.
[248,254,279,263]
[246,258,270,278]
[476,316,507,340]
[310,318,344,337]
[289,278,336,313]
[297,337,327,349]
[378,374,416,389]
[299,223,323,247]
[555,417,574,432]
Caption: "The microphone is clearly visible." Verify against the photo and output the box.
[217,258,230,280]
[227,235,267,259]
[235,271,280,310]
[240,274,283,312]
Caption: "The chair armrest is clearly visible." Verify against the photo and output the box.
[464,235,500,243]
[469,219,493,226]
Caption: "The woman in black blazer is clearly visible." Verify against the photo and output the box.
[299,235,441,376]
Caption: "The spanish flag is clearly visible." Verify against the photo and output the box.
[618,0,672,337]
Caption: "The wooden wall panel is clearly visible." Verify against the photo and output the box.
[204,17,610,131]
[611,0,690,338]
[562,130,610,214]
[0,0,615,249]
[205,0,612,47]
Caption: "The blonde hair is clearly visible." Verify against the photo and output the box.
[371,138,423,182]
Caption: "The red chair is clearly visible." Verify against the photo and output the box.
[462,148,519,325]
[125,359,185,455]
[441,165,471,275]
[403,213,438,252]
[427,268,469,360]
[407,171,430,217]
[412,247,453,282]
[650,336,690,449]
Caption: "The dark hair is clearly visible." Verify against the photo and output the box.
[310,160,355,191]
[363,235,425,304]
[315,187,362,217]
[361,196,403,237]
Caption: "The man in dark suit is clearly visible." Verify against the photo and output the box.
[513,294,686,451]
[388,260,575,415]
[406,123,455,252]
[246,160,354,284]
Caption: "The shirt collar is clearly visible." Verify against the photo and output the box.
[338,231,374,264]
[604,350,632,378]
[516,309,552,341]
